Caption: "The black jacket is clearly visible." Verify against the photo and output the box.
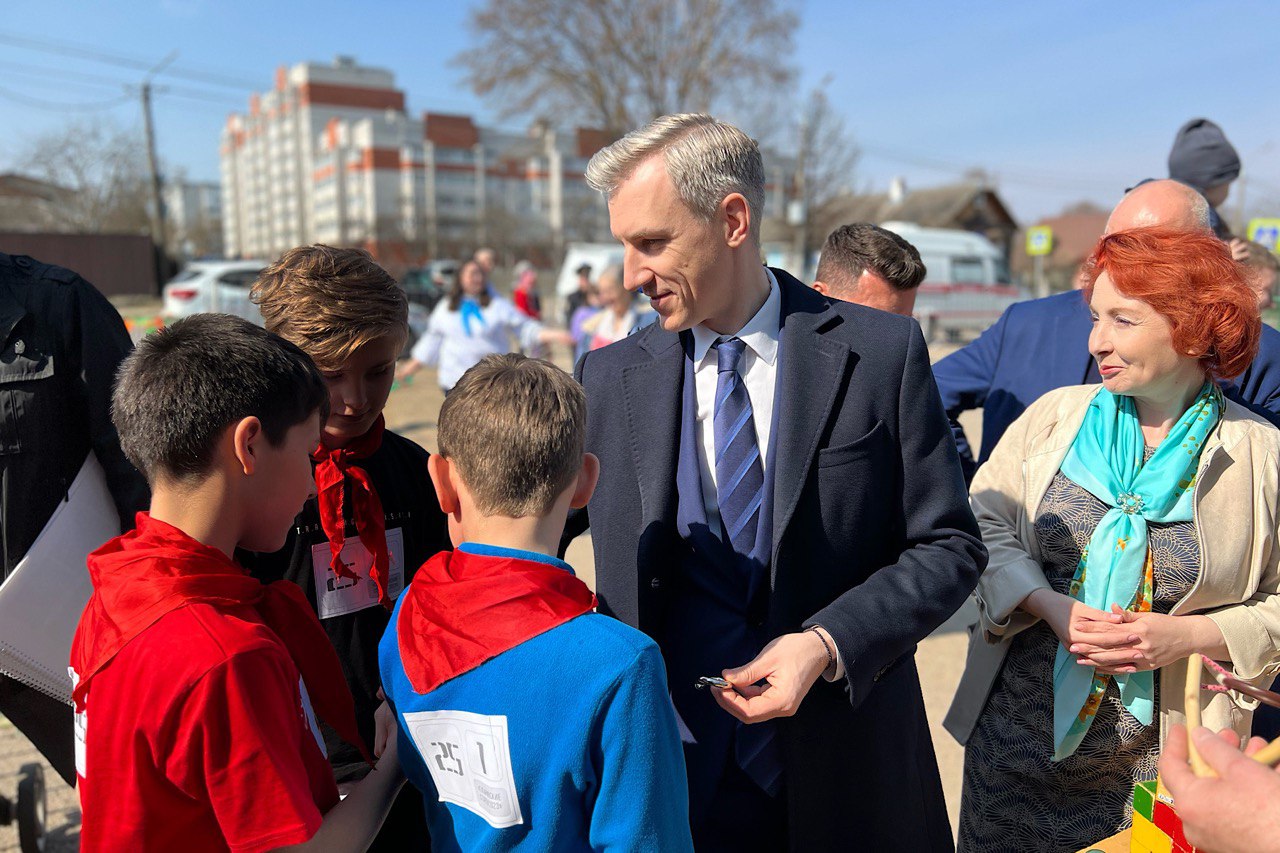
[563,270,986,851]
[0,252,149,783]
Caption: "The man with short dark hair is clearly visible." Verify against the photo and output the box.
[564,113,983,851]
[812,222,927,315]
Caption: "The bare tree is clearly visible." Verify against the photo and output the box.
[791,84,860,263]
[13,120,152,234]
[455,0,799,137]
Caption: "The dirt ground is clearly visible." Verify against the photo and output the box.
[0,342,982,852]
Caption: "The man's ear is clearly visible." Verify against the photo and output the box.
[570,452,600,510]
[812,280,830,295]
[721,192,752,249]
[232,417,264,476]
[428,454,460,515]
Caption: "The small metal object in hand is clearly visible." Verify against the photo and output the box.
[695,676,731,690]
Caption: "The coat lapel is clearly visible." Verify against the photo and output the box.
[620,325,684,528]
[768,274,851,565]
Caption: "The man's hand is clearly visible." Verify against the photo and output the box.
[712,632,829,723]
[373,690,394,759]
[1160,724,1280,853]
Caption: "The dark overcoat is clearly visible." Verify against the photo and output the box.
[564,269,986,851]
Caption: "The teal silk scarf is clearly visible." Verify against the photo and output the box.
[1051,382,1220,761]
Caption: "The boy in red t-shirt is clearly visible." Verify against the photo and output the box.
[70,313,404,853]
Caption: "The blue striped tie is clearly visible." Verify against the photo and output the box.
[713,337,764,556]
[714,337,782,797]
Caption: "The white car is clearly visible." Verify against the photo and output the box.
[161,260,271,323]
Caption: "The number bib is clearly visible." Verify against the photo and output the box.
[402,709,523,828]
[310,527,406,619]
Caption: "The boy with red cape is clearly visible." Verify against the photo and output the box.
[378,354,693,850]
[70,314,403,852]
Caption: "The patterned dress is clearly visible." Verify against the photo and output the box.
[958,450,1200,853]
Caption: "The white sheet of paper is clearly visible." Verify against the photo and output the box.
[403,709,524,829]
[310,526,405,619]
[0,452,120,705]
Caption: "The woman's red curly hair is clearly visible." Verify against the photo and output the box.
[1082,227,1260,379]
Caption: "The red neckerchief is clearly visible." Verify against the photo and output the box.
[311,416,392,609]
[397,548,597,694]
[70,513,372,764]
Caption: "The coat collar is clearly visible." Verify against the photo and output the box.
[622,268,852,554]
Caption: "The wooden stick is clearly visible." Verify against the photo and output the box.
[1250,736,1280,768]
[1185,654,1216,778]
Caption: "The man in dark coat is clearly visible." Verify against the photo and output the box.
[562,114,985,851]
[0,252,148,783]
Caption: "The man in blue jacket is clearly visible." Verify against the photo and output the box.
[934,179,1280,483]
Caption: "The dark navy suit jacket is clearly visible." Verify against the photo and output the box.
[562,270,984,851]
[933,289,1280,482]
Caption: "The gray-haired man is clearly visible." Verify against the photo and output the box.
[561,113,983,851]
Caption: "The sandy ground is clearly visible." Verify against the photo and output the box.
[0,340,982,852]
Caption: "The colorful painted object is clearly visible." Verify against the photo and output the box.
[1129,778,1198,853]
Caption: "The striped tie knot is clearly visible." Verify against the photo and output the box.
[715,336,747,374]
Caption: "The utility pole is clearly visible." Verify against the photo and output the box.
[141,82,167,266]
[790,116,808,276]
[139,51,178,294]
[1236,172,1248,236]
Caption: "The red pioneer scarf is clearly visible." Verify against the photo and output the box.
[70,513,371,763]
[311,416,392,609]
[398,548,597,694]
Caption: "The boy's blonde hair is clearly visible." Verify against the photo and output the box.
[438,354,586,518]
[251,245,408,369]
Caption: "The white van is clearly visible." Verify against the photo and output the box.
[879,221,1024,341]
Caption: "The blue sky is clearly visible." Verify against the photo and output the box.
[3,0,1278,225]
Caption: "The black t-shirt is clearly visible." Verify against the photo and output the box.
[240,428,451,781]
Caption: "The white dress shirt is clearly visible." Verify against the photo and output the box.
[689,269,843,680]
[689,270,780,540]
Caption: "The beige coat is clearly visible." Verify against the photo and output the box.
[945,383,1280,746]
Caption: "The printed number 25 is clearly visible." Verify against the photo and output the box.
[431,741,464,776]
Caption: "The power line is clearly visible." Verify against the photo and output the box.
[0,86,133,112]
[0,59,132,90]
[0,31,261,90]
[0,61,242,106]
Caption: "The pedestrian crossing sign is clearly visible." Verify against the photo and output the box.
[1026,226,1053,257]
[1248,218,1280,252]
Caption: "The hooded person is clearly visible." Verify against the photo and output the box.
[1167,118,1242,240]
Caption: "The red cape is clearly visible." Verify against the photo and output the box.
[397,548,596,694]
[71,513,371,763]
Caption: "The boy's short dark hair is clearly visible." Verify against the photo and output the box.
[113,313,328,484]
[816,223,927,292]
[438,354,585,518]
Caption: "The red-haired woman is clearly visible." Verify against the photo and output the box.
[947,228,1280,852]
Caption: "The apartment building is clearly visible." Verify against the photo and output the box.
[164,178,223,258]
[220,56,614,266]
